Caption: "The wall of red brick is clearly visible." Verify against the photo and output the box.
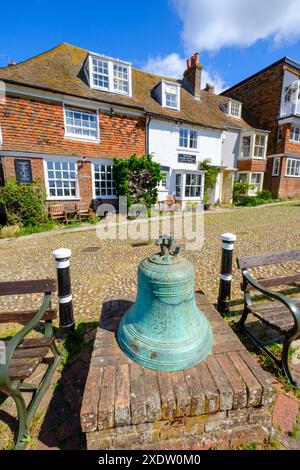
[0,93,146,158]
[264,156,300,197]
[223,63,283,156]
[278,157,300,197]
[4,155,45,187]
[283,125,300,155]
[237,159,267,172]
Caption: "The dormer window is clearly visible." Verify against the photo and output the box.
[222,100,242,118]
[165,84,178,109]
[86,54,132,97]
[153,80,180,111]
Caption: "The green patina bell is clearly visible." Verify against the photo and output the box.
[117,235,213,371]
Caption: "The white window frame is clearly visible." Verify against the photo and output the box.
[162,81,180,111]
[272,157,280,176]
[63,105,99,142]
[229,100,242,118]
[253,134,267,158]
[92,160,117,199]
[239,132,267,159]
[88,54,132,97]
[174,170,204,201]
[290,126,300,143]
[286,158,300,177]
[237,171,264,195]
[158,171,169,190]
[179,128,198,149]
[44,157,79,200]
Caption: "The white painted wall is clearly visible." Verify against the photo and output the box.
[221,129,240,170]
[149,119,223,204]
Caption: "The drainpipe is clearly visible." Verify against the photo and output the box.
[146,115,152,156]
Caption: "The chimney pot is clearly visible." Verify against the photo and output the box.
[186,58,191,68]
[194,52,199,64]
[9,61,17,66]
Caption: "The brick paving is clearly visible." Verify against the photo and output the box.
[0,203,299,449]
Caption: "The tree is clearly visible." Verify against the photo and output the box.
[113,155,162,209]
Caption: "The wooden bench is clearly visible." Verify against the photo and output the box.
[76,203,93,222]
[237,250,300,387]
[0,279,62,449]
[49,204,68,223]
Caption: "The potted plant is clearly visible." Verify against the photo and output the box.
[203,192,210,210]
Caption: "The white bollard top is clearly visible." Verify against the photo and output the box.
[52,248,72,260]
[221,233,236,243]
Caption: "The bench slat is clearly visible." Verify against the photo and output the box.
[8,337,54,380]
[248,274,300,290]
[0,308,57,324]
[0,279,56,296]
[237,250,300,270]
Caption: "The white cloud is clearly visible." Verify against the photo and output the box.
[172,0,300,52]
[142,53,226,93]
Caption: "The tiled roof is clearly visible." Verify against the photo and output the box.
[0,43,253,131]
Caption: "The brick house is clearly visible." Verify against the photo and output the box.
[0,43,268,211]
[222,57,300,198]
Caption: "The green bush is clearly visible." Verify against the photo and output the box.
[233,179,249,201]
[0,179,47,227]
[113,155,161,209]
[256,189,273,201]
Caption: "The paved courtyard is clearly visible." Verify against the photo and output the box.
[0,202,300,449]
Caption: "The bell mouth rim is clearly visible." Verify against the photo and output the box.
[117,330,213,372]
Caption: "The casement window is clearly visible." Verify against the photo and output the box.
[158,171,168,189]
[64,107,98,141]
[89,56,131,96]
[165,84,178,109]
[277,126,282,142]
[284,86,292,103]
[286,158,300,177]
[229,101,241,118]
[46,161,77,198]
[249,172,263,195]
[272,157,280,176]
[253,134,266,158]
[290,126,300,143]
[178,129,196,148]
[179,128,197,149]
[175,173,182,197]
[94,163,116,197]
[241,136,251,158]
[184,173,202,197]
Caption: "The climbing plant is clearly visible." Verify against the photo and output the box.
[113,155,162,209]
[198,158,219,192]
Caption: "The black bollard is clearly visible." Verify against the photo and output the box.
[52,248,75,334]
[217,233,236,316]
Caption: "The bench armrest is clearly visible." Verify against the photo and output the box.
[242,269,300,338]
[1,293,52,381]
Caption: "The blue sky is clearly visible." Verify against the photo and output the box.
[1,0,300,92]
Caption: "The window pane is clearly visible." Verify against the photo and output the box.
[94,163,116,197]
[65,107,98,139]
[47,161,77,198]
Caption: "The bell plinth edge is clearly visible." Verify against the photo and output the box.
[117,236,214,372]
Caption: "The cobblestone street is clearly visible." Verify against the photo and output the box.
[0,202,300,449]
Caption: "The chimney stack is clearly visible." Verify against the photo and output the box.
[204,83,215,94]
[183,52,202,100]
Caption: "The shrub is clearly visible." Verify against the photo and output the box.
[256,189,273,201]
[0,179,47,227]
[233,179,249,201]
[113,155,161,209]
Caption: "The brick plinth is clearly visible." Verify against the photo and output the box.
[80,295,276,450]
